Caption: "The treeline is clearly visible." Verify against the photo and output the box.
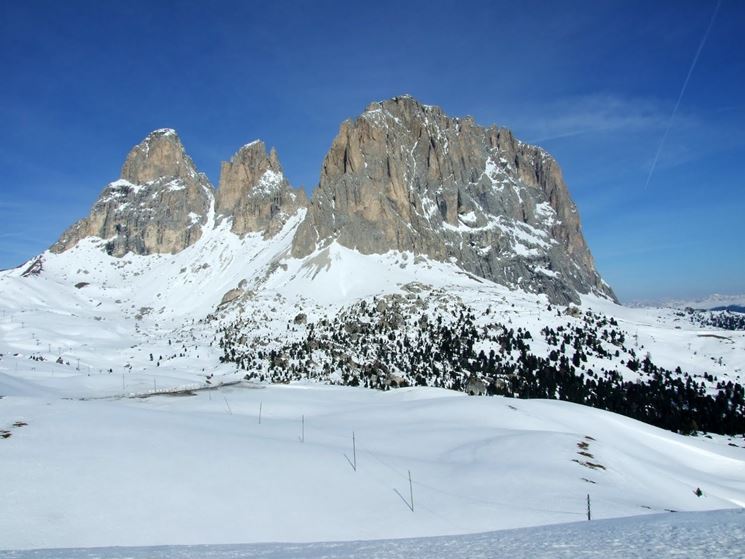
[682,308,745,331]
[218,298,745,436]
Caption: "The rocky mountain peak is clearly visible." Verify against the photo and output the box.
[51,129,213,257]
[120,128,199,185]
[291,95,615,304]
[48,98,613,305]
[215,140,307,237]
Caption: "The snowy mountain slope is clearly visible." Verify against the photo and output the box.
[1,220,743,420]
[2,509,743,558]
[4,101,739,416]
[1,378,744,550]
[1,98,744,553]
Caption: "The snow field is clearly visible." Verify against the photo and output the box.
[1,509,743,558]
[1,378,744,550]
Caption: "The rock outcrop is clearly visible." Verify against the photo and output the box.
[51,129,213,256]
[215,140,307,237]
[292,95,615,304]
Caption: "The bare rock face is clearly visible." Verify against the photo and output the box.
[51,129,213,257]
[292,95,615,304]
[215,140,307,237]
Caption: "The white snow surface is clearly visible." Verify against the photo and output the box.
[1,379,744,551]
[1,209,745,551]
[251,169,284,196]
[1,509,742,558]
[663,293,745,310]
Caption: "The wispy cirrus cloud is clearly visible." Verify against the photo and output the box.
[512,94,689,143]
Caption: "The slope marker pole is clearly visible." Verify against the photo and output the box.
[393,470,414,512]
[587,493,591,521]
[344,431,357,471]
[409,470,414,512]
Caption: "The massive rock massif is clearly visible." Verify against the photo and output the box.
[51,129,213,256]
[50,96,614,304]
[292,96,614,304]
[215,140,307,237]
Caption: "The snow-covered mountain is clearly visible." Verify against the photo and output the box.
[3,96,745,433]
[1,96,744,552]
[648,293,745,311]
[46,95,612,305]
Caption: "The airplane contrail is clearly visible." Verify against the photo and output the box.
[643,0,722,189]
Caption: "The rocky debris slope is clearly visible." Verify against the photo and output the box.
[217,290,745,435]
[215,140,307,237]
[51,129,213,256]
[292,95,614,304]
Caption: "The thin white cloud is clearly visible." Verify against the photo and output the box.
[515,94,681,143]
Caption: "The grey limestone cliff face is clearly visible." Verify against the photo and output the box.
[215,140,307,237]
[292,96,615,304]
[51,129,213,257]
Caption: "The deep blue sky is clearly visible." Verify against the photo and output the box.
[1,0,743,302]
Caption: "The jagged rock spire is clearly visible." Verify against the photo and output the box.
[120,128,199,184]
[51,129,213,257]
[215,140,307,237]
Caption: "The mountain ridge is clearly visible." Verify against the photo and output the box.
[48,95,612,304]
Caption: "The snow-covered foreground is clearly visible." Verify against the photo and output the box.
[1,378,744,551]
[1,510,743,558]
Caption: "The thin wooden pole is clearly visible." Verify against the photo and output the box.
[259,401,262,424]
[587,493,591,521]
[409,470,414,512]
[345,432,357,471]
